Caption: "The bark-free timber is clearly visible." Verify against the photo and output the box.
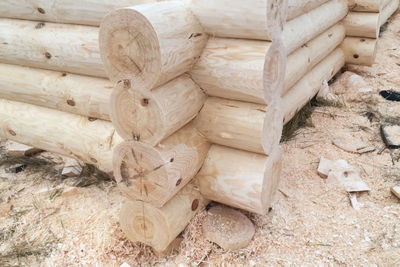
[343,12,380,38]
[198,145,282,215]
[0,0,160,26]
[0,99,121,173]
[283,48,345,123]
[113,123,210,207]
[110,75,206,144]
[119,182,208,252]
[190,24,345,104]
[0,63,112,120]
[99,1,207,88]
[0,19,105,78]
[379,0,399,27]
[341,37,377,66]
[348,0,384,12]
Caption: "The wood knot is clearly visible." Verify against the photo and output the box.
[62,73,67,77]
[119,79,131,89]
[67,99,75,106]
[360,38,366,42]
[90,157,98,163]
[191,199,199,211]
[141,98,149,107]
[175,178,182,186]
[45,52,52,59]
[37,7,45,14]
[8,130,16,136]
[88,117,97,122]
[35,22,45,29]
[353,54,359,59]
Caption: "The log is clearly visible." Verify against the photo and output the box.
[187,0,332,40]
[110,74,206,144]
[190,24,345,104]
[343,12,379,38]
[0,63,112,120]
[283,48,345,123]
[0,19,105,78]
[0,99,121,173]
[348,0,383,12]
[119,181,208,252]
[99,1,208,88]
[198,145,282,215]
[341,37,377,66]
[113,123,210,207]
[379,0,399,27]
[0,0,161,26]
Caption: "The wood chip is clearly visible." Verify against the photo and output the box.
[5,140,43,157]
[0,203,12,217]
[202,205,255,250]
[381,125,400,149]
[318,157,333,178]
[62,158,83,177]
[349,193,361,210]
[391,186,400,199]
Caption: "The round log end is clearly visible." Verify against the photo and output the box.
[202,205,255,250]
[113,141,171,207]
[120,200,170,252]
[99,8,161,88]
[263,41,286,103]
[110,82,164,145]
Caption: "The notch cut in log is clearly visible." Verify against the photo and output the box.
[110,74,206,144]
[119,181,208,252]
[0,18,105,78]
[99,1,208,88]
[0,99,121,173]
[0,63,112,120]
[341,37,377,66]
[198,145,282,215]
[113,123,210,207]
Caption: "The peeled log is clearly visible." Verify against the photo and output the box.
[110,74,206,144]
[198,145,282,215]
[341,37,377,66]
[379,0,399,27]
[0,0,161,26]
[120,182,208,252]
[283,48,345,123]
[190,24,345,104]
[113,123,210,207]
[0,63,112,120]
[343,12,379,38]
[0,19,105,78]
[99,1,208,88]
[287,0,330,20]
[0,99,121,173]
[348,0,383,12]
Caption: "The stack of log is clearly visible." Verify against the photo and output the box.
[342,0,399,66]
[0,0,397,253]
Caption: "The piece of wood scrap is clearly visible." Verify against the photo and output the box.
[349,193,362,210]
[5,140,43,157]
[202,205,255,250]
[62,157,83,177]
[318,157,334,178]
[327,160,370,192]
[332,132,374,154]
[391,186,400,199]
[381,125,400,149]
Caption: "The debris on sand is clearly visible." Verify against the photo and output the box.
[332,132,375,154]
[381,124,400,149]
[391,186,400,199]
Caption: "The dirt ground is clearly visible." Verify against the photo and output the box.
[1,11,400,267]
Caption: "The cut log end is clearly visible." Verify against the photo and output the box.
[110,83,163,144]
[99,8,160,87]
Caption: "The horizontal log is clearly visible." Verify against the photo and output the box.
[113,123,210,207]
[287,0,331,20]
[341,37,377,66]
[110,74,206,144]
[0,0,162,26]
[283,48,345,123]
[198,145,282,215]
[0,63,112,120]
[0,99,122,173]
[99,1,208,88]
[190,24,345,104]
[379,0,399,27]
[348,0,383,12]
[0,19,105,78]
[120,181,208,252]
[343,12,379,38]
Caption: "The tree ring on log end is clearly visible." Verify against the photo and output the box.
[99,8,161,89]
[110,85,163,145]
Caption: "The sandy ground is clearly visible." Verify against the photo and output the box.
[1,11,400,267]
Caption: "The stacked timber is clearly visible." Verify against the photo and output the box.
[342,0,399,65]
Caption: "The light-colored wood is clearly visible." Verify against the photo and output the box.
[198,145,282,215]
[0,19,105,78]
[62,158,83,177]
[113,123,210,207]
[341,37,377,66]
[379,0,399,27]
[194,97,278,155]
[110,74,206,144]
[343,12,380,38]
[0,63,112,120]
[0,0,161,26]
[202,205,255,250]
[190,24,345,104]
[119,182,208,252]
[5,140,43,157]
[0,99,121,173]
[391,186,400,199]
[283,48,345,123]
[287,0,331,20]
[348,0,383,12]
[99,1,208,88]
[283,0,348,54]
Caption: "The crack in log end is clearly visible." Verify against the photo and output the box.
[120,161,132,186]
[37,7,45,14]
[223,104,240,108]
[189,33,203,39]
[191,199,199,211]
[256,108,266,113]
[130,148,139,165]
[144,184,149,196]
[44,52,52,59]
[35,22,45,29]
